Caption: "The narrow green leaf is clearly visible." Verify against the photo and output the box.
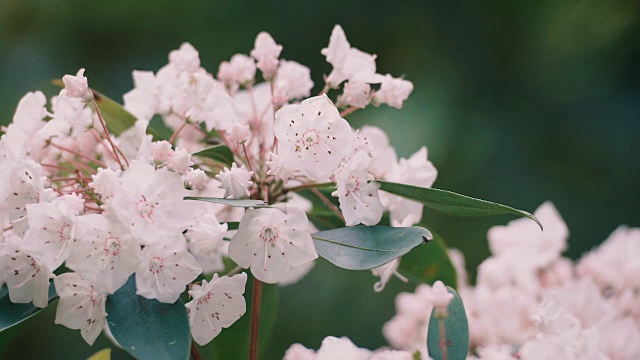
[312,226,432,270]
[377,180,543,230]
[0,282,58,332]
[204,276,279,359]
[106,276,190,360]
[427,286,469,360]
[184,197,266,207]
[92,90,137,136]
[399,233,458,289]
[191,145,234,167]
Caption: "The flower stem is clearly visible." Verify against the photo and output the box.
[249,278,263,360]
[339,107,359,118]
[91,101,124,168]
[190,340,203,360]
[311,187,345,224]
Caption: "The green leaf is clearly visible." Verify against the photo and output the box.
[399,232,458,289]
[427,286,469,360]
[0,282,58,332]
[191,145,234,167]
[225,221,240,230]
[106,276,190,360]
[204,276,279,359]
[147,115,174,141]
[87,348,112,360]
[92,90,137,136]
[312,226,432,270]
[377,180,543,230]
[184,197,266,207]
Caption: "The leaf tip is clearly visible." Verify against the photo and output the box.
[526,212,544,231]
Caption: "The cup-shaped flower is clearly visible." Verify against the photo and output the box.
[1,233,52,308]
[229,207,317,283]
[274,95,354,182]
[186,272,248,345]
[66,214,140,294]
[54,272,108,345]
[62,68,92,101]
[136,240,203,303]
[332,156,383,226]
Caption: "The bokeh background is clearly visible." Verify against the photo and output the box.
[1,0,639,358]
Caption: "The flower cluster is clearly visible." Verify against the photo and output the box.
[382,202,640,359]
[0,25,427,348]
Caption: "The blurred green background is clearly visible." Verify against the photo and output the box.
[1,0,639,358]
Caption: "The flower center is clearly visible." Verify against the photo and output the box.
[58,222,73,243]
[103,236,122,256]
[136,196,156,221]
[295,129,320,151]
[345,176,360,196]
[259,226,280,244]
[148,256,164,274]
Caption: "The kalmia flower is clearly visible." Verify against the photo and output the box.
[62,68,92,101]
[53,272,107,345]
[216,162,254,198]
[186,273,247,345]
[274,94,354,182]
[228,207,317,283]
[136,241,202,303]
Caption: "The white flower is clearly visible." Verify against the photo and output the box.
[167,148,193,174]
[383,146,437,225]
[186,273,248,345]
[89,168,122,200]
[274,95,355,182]
[430,281,454,316]
[284,344,317,360]
[251,32,283,62]
[371,258,406,293]
[266,152,293,182]
[251,32,282,79]
[488,201,568,269]
[217,54,256,86]
[226,122,251,144]
[109,161,193,245]
[321,25,380,88]
[66,214,140,294]
[577,225,640,290]
[1,233,52,308]
[54,272,107,345]
[38,93,93,140]
[373,74,413,109]
[228,207,317,283]
[184,168,208,190]
[62,68,92,101]
[215,162,254,198]
[168,42,201,73]
[316,336,372,360]
[332,156,383,226]
[136,241,202,303]
[275,60,313,99]
[338,81,371,109]
[185,213,228,274]
[151,140,175,163]
[21,195,83,270]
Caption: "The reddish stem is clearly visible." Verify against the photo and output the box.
[169,118,189,144]
[339,107,359,118]
[91,101,123,168]
[249,278,263,360]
